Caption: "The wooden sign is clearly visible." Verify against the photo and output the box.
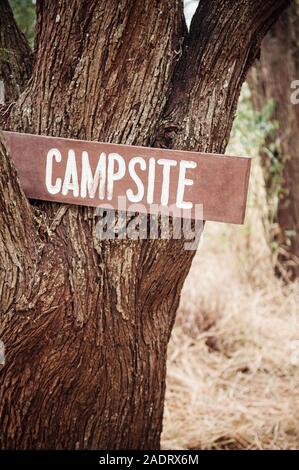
[3,131,251,224]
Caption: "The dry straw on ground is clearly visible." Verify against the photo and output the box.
[162,149,299,450]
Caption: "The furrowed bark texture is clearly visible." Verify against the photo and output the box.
[0,0,289,449]
[0,0,32,105]
[156,0,290,153]
[248,2,299,280]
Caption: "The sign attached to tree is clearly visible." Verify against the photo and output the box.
[3,131,251,224]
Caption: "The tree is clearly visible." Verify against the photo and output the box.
[248,2,299,280]
[0,0,289,450]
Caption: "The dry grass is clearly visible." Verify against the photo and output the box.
[162,156,299,450]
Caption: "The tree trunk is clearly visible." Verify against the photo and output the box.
[0,0,289,450]
[0,0,32,106]
[248,1,299,280]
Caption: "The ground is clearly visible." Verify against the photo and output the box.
[162,103,299,449]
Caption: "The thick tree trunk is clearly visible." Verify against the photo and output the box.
[248,1,299,280]
[0,0,289,450]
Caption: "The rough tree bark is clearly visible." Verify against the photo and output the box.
[0,0,32,106]
[248,1,299,280]
[0,0,289,450]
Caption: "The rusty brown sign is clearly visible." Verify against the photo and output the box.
[3,131,251,224]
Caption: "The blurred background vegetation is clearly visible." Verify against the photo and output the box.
[10,0,35,45]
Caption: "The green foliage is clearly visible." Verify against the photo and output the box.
[9,0,36,46]
[228,83,282,203]
[227,84,278,157]
[227,84,283,256]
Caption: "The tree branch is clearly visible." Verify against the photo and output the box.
[156,0,290,154]
[0,0,33,107]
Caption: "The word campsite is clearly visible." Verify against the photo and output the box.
[3,131,251,224]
